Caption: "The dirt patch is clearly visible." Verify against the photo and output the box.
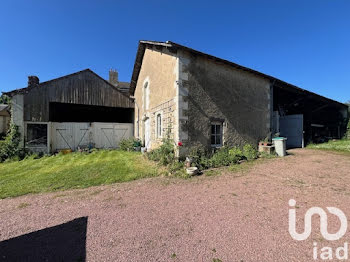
[0,149,349,261]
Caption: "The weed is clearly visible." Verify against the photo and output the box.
[120,138,141,151]
[17,203,30,209]
[147,138,175,166]
[243,144,258,161]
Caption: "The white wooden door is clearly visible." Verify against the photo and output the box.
[52,122,133,151]
[53,123,74,150]
[93,123,133,149]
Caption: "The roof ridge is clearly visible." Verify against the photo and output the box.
[129,40,347,107]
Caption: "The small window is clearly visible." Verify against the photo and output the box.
[26,124,48,147]
[211,123,223,147]
[156,114,162,138]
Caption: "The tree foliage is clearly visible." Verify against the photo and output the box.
[0,94,10,105]
[0,124,22,162]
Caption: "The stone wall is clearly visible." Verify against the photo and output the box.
[179,51,271,151]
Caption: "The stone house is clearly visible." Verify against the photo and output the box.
[130,40,348,155]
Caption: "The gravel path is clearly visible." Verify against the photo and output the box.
[0,149,350,261]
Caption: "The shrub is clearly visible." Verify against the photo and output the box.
[229,147,244,159]
[147,138,175,166]
[120,138,141,151]
[0,124,23,162]
[211,147,231,167]
[120,138,134,151]
[211,147,244,167]
[243,144,258,161]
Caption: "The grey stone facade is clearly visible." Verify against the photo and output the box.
[179,51,271,151]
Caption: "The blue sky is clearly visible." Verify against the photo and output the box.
[0,0,349,103]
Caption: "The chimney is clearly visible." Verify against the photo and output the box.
[109,69,118,86]
[28,76,39,88]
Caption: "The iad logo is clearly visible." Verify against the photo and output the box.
[289,199,347,241]
[288,199,349,260]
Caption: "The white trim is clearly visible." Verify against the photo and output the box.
[143,77,150,111]
[155,111,163,139]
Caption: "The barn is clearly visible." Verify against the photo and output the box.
[4,69,134,153]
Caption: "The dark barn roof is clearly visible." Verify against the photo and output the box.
[130,40,347,110]
[4,69,132,99]
[3,69,134,122]
[117,81,130,94]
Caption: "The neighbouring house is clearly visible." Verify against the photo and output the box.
[3,69,134,153]
[0,104,10,135]
[130,40,349,155]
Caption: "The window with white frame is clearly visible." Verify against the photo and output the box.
[156,114,162,138]
[211,122,223,147]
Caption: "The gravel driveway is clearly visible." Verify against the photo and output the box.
[0,149,350,261]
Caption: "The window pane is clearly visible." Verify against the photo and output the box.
[211,135,216,145]
[216,125,221,134]
[216,135,221,145]
[157,114,161,137]
[211,125,215,135]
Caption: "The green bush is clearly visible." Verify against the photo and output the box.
[147,138,175,166]
[229,147,244,159]
[0,124,23,162]
[188,146,245,169]
[120,138,141,151]
[243,144,258,161]
[211,147,232,167]
[211,147,244,167]
[120,138,134,151]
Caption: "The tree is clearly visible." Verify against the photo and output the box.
[0,94,10,104]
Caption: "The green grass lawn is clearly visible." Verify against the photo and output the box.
[307,139,350,153]
[0,150,159,199]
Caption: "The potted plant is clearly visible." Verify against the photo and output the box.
[259,136,272,146]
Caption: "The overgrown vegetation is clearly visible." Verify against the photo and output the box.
[0,124,24,162]
[120,138,141,151]
[145,138,261,178]
[0,150,159,199]
[188,145,258,170]
[147,138,176,166]
[0,94,10,104]
[308,139,350,153]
